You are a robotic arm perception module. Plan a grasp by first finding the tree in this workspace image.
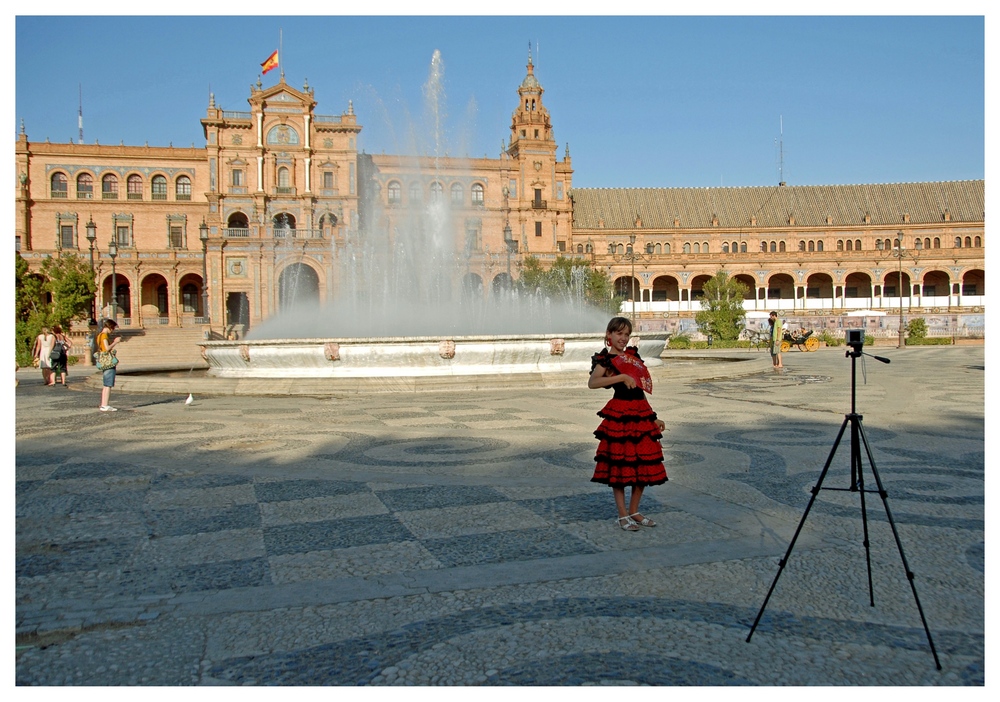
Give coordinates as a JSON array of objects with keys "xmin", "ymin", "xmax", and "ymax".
[
  {"xmin": 519, "ymin": 256, "xmax": 621, "ymax": 314},
  {"xmin": 14, "ymin": 253, "xmax": 96, "ymax": 366},
  {"xmin": 39, "ymin": 253, "xmax": 97, "ymax": 328},
  {"xmin": 694, "ymin": 270, "xmax": 749, "ymax": 340}
]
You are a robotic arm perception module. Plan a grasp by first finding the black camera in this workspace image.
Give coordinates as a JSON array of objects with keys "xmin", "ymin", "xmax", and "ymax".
[{"xmin": 846, "ymin": 328, "xmax": 865, "ymax": 350}]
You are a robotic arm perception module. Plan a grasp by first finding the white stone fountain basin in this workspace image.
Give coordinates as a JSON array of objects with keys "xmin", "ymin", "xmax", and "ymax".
[{"xmin": 203, "ymin": 333, "xmax": 668, "ymax": 379}]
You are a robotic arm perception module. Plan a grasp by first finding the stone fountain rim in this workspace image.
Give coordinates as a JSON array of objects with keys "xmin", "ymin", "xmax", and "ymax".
[{"xmin": 208, "ymin": 332, "xmax": 671, "ymax": 346}]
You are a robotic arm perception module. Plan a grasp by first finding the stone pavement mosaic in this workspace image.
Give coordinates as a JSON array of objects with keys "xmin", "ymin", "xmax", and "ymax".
[{"xmin": 14, "ymin": 346, "xmax": 984, "ymax": 685}]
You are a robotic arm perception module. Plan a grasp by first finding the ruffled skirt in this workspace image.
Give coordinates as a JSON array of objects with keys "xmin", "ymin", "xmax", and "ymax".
[{"xmin": 592, "ymin": 397, "xmax": 668, "ymax": 486}]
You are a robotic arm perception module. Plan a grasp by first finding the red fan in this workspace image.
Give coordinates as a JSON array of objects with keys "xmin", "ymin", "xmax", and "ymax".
[{"xmin": 611, "ymin": 352, "xmax": 653, "ymax": 393}]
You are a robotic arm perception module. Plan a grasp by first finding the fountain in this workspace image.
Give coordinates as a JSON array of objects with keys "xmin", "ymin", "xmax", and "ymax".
[{"xmin": 203, "ymin": 51, "xmax": 667, "ymax": 380}]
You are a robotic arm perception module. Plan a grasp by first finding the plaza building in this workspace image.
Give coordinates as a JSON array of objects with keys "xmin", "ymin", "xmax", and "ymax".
[{"xmin": 15, "ymin": 55, "xmax": 985, "ymax": 344}]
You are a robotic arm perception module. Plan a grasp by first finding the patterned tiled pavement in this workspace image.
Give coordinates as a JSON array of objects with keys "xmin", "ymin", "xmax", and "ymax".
[{"xmin": 14, "ymin": 346, "xmax": 984, "ymax": 685}]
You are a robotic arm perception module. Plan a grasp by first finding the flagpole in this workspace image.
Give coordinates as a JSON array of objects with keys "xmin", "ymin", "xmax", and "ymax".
[{"xmin": 279, "ymin": 28, "xmax": 284, "ymax": 81}]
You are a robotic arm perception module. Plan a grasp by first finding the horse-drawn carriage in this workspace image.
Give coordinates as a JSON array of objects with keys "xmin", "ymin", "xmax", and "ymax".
[{"xmin": 781, "ymin": 329, "xmax": 820, "ymax": 352}]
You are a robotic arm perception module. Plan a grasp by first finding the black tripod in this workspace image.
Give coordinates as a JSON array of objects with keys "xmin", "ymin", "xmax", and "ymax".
[{"xmin": 745, "ymin": 345, "xmax": 941, "ymax": 670}]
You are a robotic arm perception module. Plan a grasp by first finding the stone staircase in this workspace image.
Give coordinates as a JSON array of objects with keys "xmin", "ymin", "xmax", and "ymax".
[{"xmin": 110, "ymin": 326, "xmax": 211, "ymax": 371}]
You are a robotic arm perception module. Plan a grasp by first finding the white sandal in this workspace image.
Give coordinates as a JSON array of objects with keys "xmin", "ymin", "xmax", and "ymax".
[
  {"xmin": 629, "ymin": 513, "xmax": 656, "ymax": 527},
  {"xmin": 617, "ymin": 515, "xmax": 640, "ymax": 531}
]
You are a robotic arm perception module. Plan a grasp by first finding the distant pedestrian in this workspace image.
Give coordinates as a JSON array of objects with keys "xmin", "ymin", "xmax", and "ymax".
[
  {"xmin": 49, "ymin": 324, "xmax": 72, "ymax": 387},
  {"xmin": 96, "ymin": 319, "xmax": 120, "ymax": 412},
  {"xmin": 768, "ymin": 311, "xmax": 786, "ymax": 371},
  {"xmin": 589, "ymin": 316, "xmax": 667, "ymax": 531},
  {"xmin": 32, "ymin": 326, "xmax": 56, "ymax": 386}
]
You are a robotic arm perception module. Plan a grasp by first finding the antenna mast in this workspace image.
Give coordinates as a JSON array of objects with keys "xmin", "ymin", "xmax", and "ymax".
[
  {"xmin": 78, "ymin": 84, "xmax": 84, "ymax": 144},
  {"xmin": 778, "ymin": 115, "xmax": 785, "ymax": 186}
]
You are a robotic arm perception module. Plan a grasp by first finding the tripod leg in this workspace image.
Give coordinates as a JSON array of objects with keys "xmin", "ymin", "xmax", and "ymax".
[
  {"xmin": 747, "ymin": 417, "xmax": 850, "ymax": 642},
  {"xmin": 851, "ymin": 415, "xmax": 877, "ymax": 607},
  {"xmin": 856, "ymin": 421, "xmax": 942, "ymax": 670}
]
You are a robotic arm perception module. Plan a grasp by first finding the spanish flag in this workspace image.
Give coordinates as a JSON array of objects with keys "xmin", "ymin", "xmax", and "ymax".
[{"xmin": 261, "ymin": 50, "xmax": 279, "ymax": 74}]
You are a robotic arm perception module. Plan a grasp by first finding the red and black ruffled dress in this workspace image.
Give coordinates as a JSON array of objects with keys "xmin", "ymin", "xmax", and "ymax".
[{"xmin": 591, "ymin": 347, "xmax": 668, "ymax": 487}]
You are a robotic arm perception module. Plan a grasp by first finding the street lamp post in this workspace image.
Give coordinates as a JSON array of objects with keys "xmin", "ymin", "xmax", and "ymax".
[
  {"xmin": 108, "ymin": 239, "xmax": 118, "ymax": 324},
  {"xmin": 876, "ymin": 231, "xmax": 918, "ymax": 348},
  {"xmin": 503, "ymin": 221, "xmax": 514, "ymax": 285},
  {"xmin": 199, "ymin": 219, "xmax": 210, "ymax": 323},
  {"xmin": 611, "ymin": 233, "xmax": 650, "ymax": 321},
  {"xmin": 85, "ymin": 216, "xmax": 97, "ymax": 324}
]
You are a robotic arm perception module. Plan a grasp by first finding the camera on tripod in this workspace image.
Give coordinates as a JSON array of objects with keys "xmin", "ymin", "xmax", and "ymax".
[{"xmin": 846, "ymin": 328, "xmax": 865, "ymax": 355}]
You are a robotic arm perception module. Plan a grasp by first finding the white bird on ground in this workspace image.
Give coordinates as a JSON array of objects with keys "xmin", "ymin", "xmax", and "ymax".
[{"xmin": 185, "ymin": 394, "xmax": 194, "ymax": 405}]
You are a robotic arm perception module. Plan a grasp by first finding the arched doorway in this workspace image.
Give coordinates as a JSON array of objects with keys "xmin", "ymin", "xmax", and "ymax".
[
  {"xmin": 961, "ymin": 269, "xmax": 984, "ymax": 296},
  {"xmin": 844, "ymin": 272, "xmax": 873, "ymax": 300},
  {"xmin": 491, "ymin": 272, "xmax": 514, "ymax": 295},
  {"xmin": 651, "ymin": 275, "xmax": 680, "ymax": 301},
  {"xmin": 689, "ymin": 274, "xmax": 712, "ymax": 302},
  {"xmin": 920, "ymin": 270, "xmax": 950, "ymax": 298},
  {"xmin": 462, "ymin": 273, "xmax": 484, "ymax": 300},
  {"xmin": 178, "ymin": 272, "xmax": 205, "ymax": 317},
  {"xmin": 140, "ymin": 273, "xmax": 170, "ymax": 322},
  {"xmin": 766, "ymin": 274, "xmax": 795, "ymax": 305},
  {"xmin": 278, "ymin": 263, "xmax": 320, "ymax": 310},
  {"xmin": 102, "ymin": 274, "xmax": 132, "ymax": 321}
]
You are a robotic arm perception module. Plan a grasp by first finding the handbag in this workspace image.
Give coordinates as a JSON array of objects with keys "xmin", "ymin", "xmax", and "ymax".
[
  {"xmin": 50, "ymin": 340, "xmax": 66, "ymax": 362},
  {"xmin": 96, "ymin": 349, "xmax": 118, "ymax": 371}
]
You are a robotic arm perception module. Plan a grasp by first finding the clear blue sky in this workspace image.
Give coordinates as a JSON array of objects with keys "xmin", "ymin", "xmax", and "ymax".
[{"xmin": 14, "ymin": 12, "xmax": 986, "ymax": 189}]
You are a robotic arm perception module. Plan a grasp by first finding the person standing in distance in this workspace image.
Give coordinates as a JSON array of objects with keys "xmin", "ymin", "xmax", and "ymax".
[{"xmin": 768, "ymin": 311, "xmax": 786, "ymax": 371}]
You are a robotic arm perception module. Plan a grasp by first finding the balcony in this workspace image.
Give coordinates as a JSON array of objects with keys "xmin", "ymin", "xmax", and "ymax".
[
  {"xmin": 223, "ymin": 227, "xmax": 251, "ymax": 239},
  {"xmin": 102, "ymin": 191, "xmax": 118, "ymax": 200},
  {"xmin": 51, "ymin": 190, "xmax": 67, "ymax": 199},
  {"xmin": 127, "ymin": 192, "xmax": 143, "ymax": 201},
  {"xmin": 531, "ymin": 200, "xmax": 547, "ymax": 210},
  {"xmin": 274, "ymin": 187, "xmax": 296, "ymax": 196},
  {"xmin": 271, "ymin": 228, "xmax": 324, "ymax": 240},
  {"xmin": 76, "ymin": 191, "xmax": 93, "ymax": 199}
]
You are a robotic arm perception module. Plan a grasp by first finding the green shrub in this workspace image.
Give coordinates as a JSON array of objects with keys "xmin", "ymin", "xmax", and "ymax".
[
  {"xmin": 905, "ymin": 337, "xmax": 952, "ymax": 345},
  {"xmin": 818, "ymin": 329, "xmax": 844, "ymax": 347},
  {"xmin": 906, "ymin": 317, "xmax": 928, "ymax": 339},
  {"xmin": 669, "ymin": 334, "xmax": 691, "ymax": 349},
  {"xmin": 865, "ymin": 334, "xmax": 875, "ymax": 347}
]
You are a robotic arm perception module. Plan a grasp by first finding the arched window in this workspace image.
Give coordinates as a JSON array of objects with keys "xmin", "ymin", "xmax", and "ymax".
[
  {"xmin": 837, "ymin": 240, "xmax": 844, "ymax": 251},
  {"xmin": 388, "ymin": 181, "xmax": 401, "ymax": 205},
  {"xmin": 654, "ymin": 243, "xmax": 661, "ymax": 254},
  {"xmin": 778, "ymin": 241, "xmax": 785, "ymax": 252},
  {"xmin": 933, "ymin": 237, "xmax": 940, "ymax": 248},
  {"xmin": 955, "ymin": 237, "xmax": 962, "ymax": 248},
  {"xmin": 182, "ymin": 283, "xmax": 199, "ymax": 313},
  {"xmin": 102, "ymin": 174, "xmax": 119, "ymax": 199},
  {"xmin": 731, "ymin": 241, "xmax": 738, "ymax": 252},
  {"xmin": 277, "ymin": 167, "xmax": 290, "ymax": 188},
  {"xmin": 683, "ymin": 243, "xmax": 691, "ymax": 254},
  {"xmin": 808, "ymin": 241, "xmax": 815, "ymax": 252},
  {"xmin": 798, "ymin": 241, "xmax": 806, "ymax": 252},
  {"xmin": 151, "ymin": 175, "xmax": 168, "ymax": 200},
  {"xmin": 409, "ymin": 182, "xmax": 422, "ymax": 202},
  {"xmin": 884, "ymin": 239, "xmax": 892, "ymax": 251},
  {"xmin": 769, "ymin": 241, "xmax": 777, "ymax": 253},
  {"xmin": 127, "ymin": 174, "xmax": 143, "ymax": 200},
  {"xmin": 722, "ymin": 242, "xmax": 730, "ymax": 253},
  {"xmin": 855, "ymin": 239, "xmax": 862, "ymax": 250},
  {"xmin": 430, "ymin": 182, "xmax": 443, "ymax": 200},
  {"xmin": 703, "ymin": 241, "xmax": 710, "ymax": 252},
  {"xmin": 51, "ymin": 172, "xmax": 68, "ymax": 198},
  {"xmin": 693, "ymin": 242, "xmax": 700, "ymax": 254},
  {"xmin": 739, "ymin": 242, "xmax": 746, "ymax": 253},
  {"xmin": 924, "ymin": 238, "xmax": 931, "ymax": 250},
  {"xmin": 76, "ymin": 173, "xmax": 93, "ymax": 199},
  {"xmin": 471, "ymin": 183, "xmax": 484, "ymax": 206},
  {"xmin": 817, "ymin": 240, "xmax": 824, "ymax": 252},
  {"xmin": 585, "ymin": 242, "xmax": 593, "ymax": 253},
  {"xmin": 450, "ymin": 182, "xmax": 463, "ymax": 205},
  {"xmin": 974, "ymin": 236, "xmax": 981, "ymax": 247},
  {"xmin": 176, "ymin": 175, "xmax": 192, "ymax": 200},
  {"xmin": 965, "ymin": 236, "xmax": 972, "ymax": 247},
  {"xmin": 760, "ymin": 241, "xmax": 767, "ymax": 252}
]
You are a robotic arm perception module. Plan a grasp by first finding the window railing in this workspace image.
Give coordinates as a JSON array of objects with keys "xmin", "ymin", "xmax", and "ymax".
[
  {"xmin": 270, "ymin": 228, "xmax": 324, "ymax": 239},
  {"xmin": 532, "ymin": 200, "xmax": 547, "ymax": 209},
  {"xmin": 102, "ymin": 191, "xmax": 118, "ymax": 200},
  {"xmin": 51, "ymin": 190, "xmax": 67, "ymax": 198},
  {"xmin": 152, "ymin": 192, "xmax": 167, "ymax": 201},
  {"xmin": 77, "ymin": 191, "xmax": 93, "ymax": 199},
  {"xmin": 127, "ymin": 192, "xmax": 143, "ymax": 200},
  {"xmin": 223, "ymin": 227, "xmax": 251, "ymax": 238},
  {"xmin": 274, "ymin": 186, "xmax": 295, "ymax": 195},
  {"xmin": 176, "ymin": 193, "xmax": 191, "ymax": 201}
]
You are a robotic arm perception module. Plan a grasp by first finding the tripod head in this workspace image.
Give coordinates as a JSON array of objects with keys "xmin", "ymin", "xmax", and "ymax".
[{"xmin": 845, "ymin": 329, "xmax": 890, "ymax": 364}]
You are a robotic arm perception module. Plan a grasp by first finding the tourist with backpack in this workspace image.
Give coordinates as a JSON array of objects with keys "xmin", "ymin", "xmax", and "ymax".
[{"xmin": 49, "ymin": 324, "xmax": 72, "ymax": 387}]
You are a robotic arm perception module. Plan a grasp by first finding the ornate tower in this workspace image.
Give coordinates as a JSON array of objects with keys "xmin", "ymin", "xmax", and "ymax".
[{"xmin": 506, "ymin": 49, "xmax": 573, "ymax": 254}]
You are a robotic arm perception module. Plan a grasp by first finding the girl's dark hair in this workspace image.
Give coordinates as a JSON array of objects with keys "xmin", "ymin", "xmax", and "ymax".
[
  {"xmin": 606, "ymin": 317, "xmax": 632, "ymax": 335},
  {"xmin": 52, "ymin": 324, "xmax": 62, "ymax": 334},
  {"xmin": 103, "ymin": 319, "xmax": 118, "ymax": 330}
]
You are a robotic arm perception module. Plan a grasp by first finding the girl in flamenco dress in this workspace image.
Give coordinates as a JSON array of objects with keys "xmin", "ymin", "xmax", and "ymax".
[{"xmin": 588, "ymin": 317, "xmax": 667, "ymax": 531}]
